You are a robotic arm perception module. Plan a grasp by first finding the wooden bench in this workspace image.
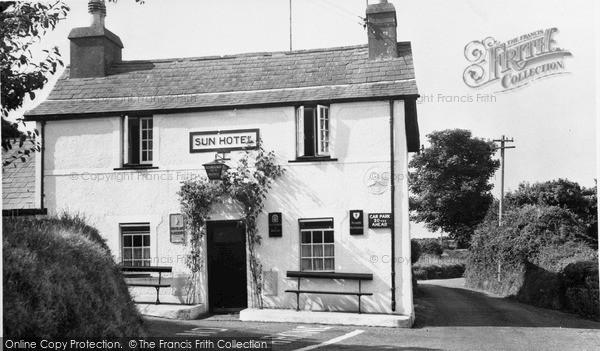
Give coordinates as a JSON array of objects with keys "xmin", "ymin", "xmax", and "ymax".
[
  {"xmin": 285, "ymin": 271, "xmax": 373, "ymax": 314},
  {"xmin": 120, "ymin": 266, "xmax": 172, "ymax": 304}
]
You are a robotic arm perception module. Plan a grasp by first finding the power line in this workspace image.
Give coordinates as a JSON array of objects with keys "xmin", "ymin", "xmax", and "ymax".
[
  {"xmin": 319, "ymin": 0, "xmax": 366, "ymax": 21},
  {"xmin": 305, "ymin": 0, "xmax": 366, "ymax": 27}
]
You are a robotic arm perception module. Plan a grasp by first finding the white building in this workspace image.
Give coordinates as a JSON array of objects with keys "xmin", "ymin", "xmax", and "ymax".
[{"xmin": 25, "ymin": 0, "xmax": 420, "ymax": 324}]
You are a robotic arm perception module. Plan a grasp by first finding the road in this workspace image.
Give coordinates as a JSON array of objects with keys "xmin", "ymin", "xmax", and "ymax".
[{"xmin": 144, "ymin": 278, "xmax": 600, "ymax": 350}]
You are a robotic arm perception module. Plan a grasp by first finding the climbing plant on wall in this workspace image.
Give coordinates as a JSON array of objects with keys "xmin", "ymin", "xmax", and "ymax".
[
  {"xmin": 178, "ymin": 144, "xmax": 284, "ymax": 307},
  {"xmin": 178, "ymin": 180, "xmax": 222, "ymax": 304}
]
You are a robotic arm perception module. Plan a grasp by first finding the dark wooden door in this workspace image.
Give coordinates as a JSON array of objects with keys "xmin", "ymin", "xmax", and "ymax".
[{"xmin": 207, "ymin": 221, "xmax": 247, "ymax": 312}]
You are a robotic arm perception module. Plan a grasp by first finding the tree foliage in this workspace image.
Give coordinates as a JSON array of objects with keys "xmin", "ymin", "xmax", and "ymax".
[
  {"xmin": 409, "ymin": 129, "xmax": 500, "ymax": 248},
  {"xmin": 1, "ymin": 1, "xmax": 69, "ymax": 166},
  {"xmin": 419, "ymin": 239, "xmax": 444, "ymax": 257},
  {"xmin": 467, "ymin": 204, "xmax": 597, "ymax": 293},
  {"xmin": 505, "ymin": 179, "xmax": 597, "ymax": 245}
]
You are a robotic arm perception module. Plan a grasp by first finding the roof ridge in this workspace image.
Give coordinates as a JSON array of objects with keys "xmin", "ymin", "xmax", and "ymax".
[{"xmin": 111, "ymin": 44, "xmax": 371, "ymax": 65}]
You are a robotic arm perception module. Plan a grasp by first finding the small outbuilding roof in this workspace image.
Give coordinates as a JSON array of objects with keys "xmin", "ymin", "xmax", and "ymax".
[
  {"xmin": 2, "ymin": 140, "xmax": 37, "ymax": 210},
  {"xmin": 24, "ymin": 43, "xmax": 418, "ymax": 120}
]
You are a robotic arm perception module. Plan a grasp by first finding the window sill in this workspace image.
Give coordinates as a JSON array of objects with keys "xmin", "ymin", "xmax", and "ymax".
[
  {"xmin": 113, "ymin": 165, "xmax": 159, "ymax": 171},
  {"xmin": 288, "ymin": 157, "xmax": 338, "ymax": 163}
]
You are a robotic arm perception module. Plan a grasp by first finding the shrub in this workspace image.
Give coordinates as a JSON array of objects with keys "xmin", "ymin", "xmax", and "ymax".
[
  {"xmin": 466, "ymin": 204, "xmax": 598, "ymax": 319},
  {"xmin": 419, "ymin": 239, "xmax": 443, "ymax": 257},
  {"xmin": 413, "ymin": 254, "xmax": 466, "ymax": 280},
  {"xmin": 562, "ymin": 261, "xmax": 599, "ymax": 320},
  {"xmin": 440, "ymin": 239, "xmax": 454, "ymax": 250},
  {"xmin": 467, "ymin": 205, "xmax": 590, "ymax": 281},
  {"xmin": 413, "ymin": 262, "xmax": 465, "ymax": 280},
  {"xmin": 505, "ymin": 179, "xmax": 597, "ymax": 248},
  {"xmin": 411, "ymin": 239, "xmax": 421, "ymax": 264},
  {"xmin": 3, "ymin": 215, "xmax": 145, "ymax": 338},
  {"xmin": 516, "ymin": 261, "xmax": 564, "ymax": 310}
]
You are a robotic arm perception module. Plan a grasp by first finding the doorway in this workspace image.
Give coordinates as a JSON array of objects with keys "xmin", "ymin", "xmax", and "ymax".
[{"xmin": 206, "ymin": 220, "xmax": 248, "ymax": 312}]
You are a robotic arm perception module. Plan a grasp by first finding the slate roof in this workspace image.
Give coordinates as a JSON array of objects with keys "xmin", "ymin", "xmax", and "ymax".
[
  {"xmin": 25, "ymin": 43, "xmax": 418, "ymax": 120},
  {"xmin": 2, "ymin": 140, "xmax": 37, "ymax": 210}
]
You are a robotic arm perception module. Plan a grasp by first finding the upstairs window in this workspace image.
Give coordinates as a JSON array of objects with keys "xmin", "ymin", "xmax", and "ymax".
[
  {"xmin": 299, "ymin": 218, "xmax": 335, "ymax": 271},
  {"xmin": 123, "ymin": 116, "xmax": 153, "ymax": 166},
  {"xmin": 296, "ymin": 105, "xmax": 330, "ymax": 158}
]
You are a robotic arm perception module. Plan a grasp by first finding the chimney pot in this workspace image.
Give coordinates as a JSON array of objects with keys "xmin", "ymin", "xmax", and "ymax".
[
  {"xmin": 366, "ymin": 0, "xmax": 398, "ymax": 60},
  {"xmin": 88, "ymin": 0, "xmax": 106, "ymax": 27}
]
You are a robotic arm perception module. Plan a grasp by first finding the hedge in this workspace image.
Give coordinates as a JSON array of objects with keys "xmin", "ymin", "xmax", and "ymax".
[
  {"xmin": 411, "ymin": 239, "xmax": 421, "ymax": 264},
  {"xmin": 413, "ymin": 262, "xmax": 465, "ymax": 280},
  {"xmin": 562, "ymin": 261, "xmax": 599, "ymax": 319},
  {"xmin": 466, "ymin": 205, "xmax": 598, "ymax": 319},
  {"xmin": 418, "ymin": 239, "xmax": 443, "ymax": 257},
  {"xmin": 3, "ymin": 214, "xmax": 146, "ymax": 337}
]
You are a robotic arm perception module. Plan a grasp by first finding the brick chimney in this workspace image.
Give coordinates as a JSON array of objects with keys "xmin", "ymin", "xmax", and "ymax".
[
  {"xmin": 366, "ymin": 0, "xmax": 398, "ymax": 60},
  {"xmin": 68, "ymin": 0, "xmax": 123, "ymax": 78}
]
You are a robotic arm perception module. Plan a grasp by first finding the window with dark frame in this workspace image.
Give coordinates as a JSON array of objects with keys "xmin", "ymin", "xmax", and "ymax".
[
  {"xmin": 296, "ymin": 105, "xmax": 330, "ymax": 158},
  {"xmin": 121, "ymin": 224, "xmax": 151, "ymax": 266},
  {"xmin": 123, "ymin": 116, "xmax": 153, "ymax": 166},
  {"xmin": 299, "ymin": 218, "xmax": 334, "ymax": 271}
]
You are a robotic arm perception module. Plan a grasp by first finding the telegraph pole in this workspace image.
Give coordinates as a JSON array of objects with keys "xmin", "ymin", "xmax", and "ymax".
[{"xmin": 493, "ymin": 135, "xmax": 515, "ymax": 226}]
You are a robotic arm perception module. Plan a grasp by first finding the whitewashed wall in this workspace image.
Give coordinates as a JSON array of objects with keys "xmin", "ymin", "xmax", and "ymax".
[{"xmin": 43, "ymin": 100, "xmax": 412, "ymax": 316}]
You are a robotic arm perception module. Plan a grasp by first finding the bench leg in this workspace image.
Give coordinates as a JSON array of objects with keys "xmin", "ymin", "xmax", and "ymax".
[
  {"xmin": 358, "ymin": 295, "xmax": 362, "ymax": 314},
  {"xmin": 155, "ymin": 287, "xmax": 161, "ymax": 305}
]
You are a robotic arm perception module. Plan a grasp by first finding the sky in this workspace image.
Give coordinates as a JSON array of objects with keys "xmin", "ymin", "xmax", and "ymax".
[{"xmin": 12, "ymin": 0, "xmax": 598, "ymax": 237}]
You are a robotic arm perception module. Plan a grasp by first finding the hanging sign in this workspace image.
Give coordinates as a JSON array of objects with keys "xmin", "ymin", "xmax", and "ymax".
[
  {"xmin": 170, "ymin": 213, "xmax": 185, "ymax": 243},
  {"xmin": 190, "ymin": 128, "xmax": 259, "ymax": 153},
  {"xmin": 349, "ymin": 210, "xmax": 364, "ymax": 235},
  {"xmin": 368, "ymin": 213, "xmax": 392, "ymax": 229},
  {"xmin": 268, "ymin": 212, "xmax": 283, "ymax": 237}
]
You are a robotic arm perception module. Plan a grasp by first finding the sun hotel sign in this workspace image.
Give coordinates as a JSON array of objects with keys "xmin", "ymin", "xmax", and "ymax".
[
  {"xmin": 463, "ymin": 28, "xmax": 572, "ymax": 92},
  {"xmin": 190, "ymin": 129, "xmax": 259, "ymax": 153}
]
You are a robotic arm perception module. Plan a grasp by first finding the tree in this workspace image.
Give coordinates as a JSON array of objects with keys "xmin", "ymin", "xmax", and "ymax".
[
  {"xmin": 505, "ymin": 179, "xmax": 597, "ymax": 247},
  {"xmin": 409, "ymin": 129, "xmax": 500, "ymax": 248},
  {"xmin": 1, "ymin": 1, "xmax": 69, "ymax": 166}
]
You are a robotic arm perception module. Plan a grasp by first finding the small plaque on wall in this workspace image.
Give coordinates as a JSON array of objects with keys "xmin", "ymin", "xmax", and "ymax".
[
  {"xmin": 170, "ymin": 213, "xmax": 185, "ymax": 243},
  {"xmin": 268, "ymin": 212, "xmax": 283, "ymax": 237},
  {"xmin": 349, "ymin": 210, "xmax": 364, "ymax": 235}
]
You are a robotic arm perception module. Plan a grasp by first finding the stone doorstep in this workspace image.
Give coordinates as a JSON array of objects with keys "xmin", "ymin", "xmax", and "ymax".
[
  {"xmin": 239, "ymin": 308, "xmax": 413, "ymax": 328},
  {"xmin": 135, "ymin": 303, "xmax": 207, "ymax": 320}
]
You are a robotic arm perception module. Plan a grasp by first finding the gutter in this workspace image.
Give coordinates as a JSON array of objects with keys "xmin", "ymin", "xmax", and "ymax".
[
  {"xmin": 40, "ymin": 121, "xmax": 46, "ymax": 211},
  {"xmin": 22, "ymin": 94, "xmax": 421, "ymax": 122},
  {"xmin": 389, "ymin": 99, "xmax": 396, "ymax": 312}
]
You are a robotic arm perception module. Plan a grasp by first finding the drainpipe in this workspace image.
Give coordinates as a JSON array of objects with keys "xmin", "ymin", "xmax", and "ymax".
[
  {"xmin": 389, "ymin": 100, "xmax": 396, "ymax": 312},
  {"xmin": 40, "ymin": 121, "xmax": 46, "ymax": 211}
]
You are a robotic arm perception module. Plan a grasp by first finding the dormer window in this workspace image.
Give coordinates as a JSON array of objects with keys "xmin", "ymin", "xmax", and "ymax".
[
  {"xmin": 123, "ymin": 116, "xmax": 153, "ymax": 166},
  {"xmin": 296, "ymin": 105, "xmax": 330, "ymax": 158}
]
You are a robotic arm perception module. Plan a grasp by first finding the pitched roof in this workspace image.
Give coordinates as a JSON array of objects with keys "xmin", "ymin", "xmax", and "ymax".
[
  {"xmin": 2, "ymin": 140, "xmax": 37, "ymax": 210},
  {"xmin": 25, "ymin": 43, "xmax": 418, "ymax": 120}
]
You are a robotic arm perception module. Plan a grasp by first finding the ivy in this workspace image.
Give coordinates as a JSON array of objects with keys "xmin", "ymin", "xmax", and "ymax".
[{"xmin": 178, "ymin": 143, "xmax": 284, "ymax": 307}]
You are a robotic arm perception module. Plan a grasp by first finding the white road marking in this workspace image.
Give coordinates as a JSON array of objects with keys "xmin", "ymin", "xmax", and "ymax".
[
  {"xmin": 176, "ymin": 327, "xmax": 228, "ymax": 337},
  {"xmin": 264, "ymin": 325, "xmax": 332, "ymax": 345},
  {"xmin": 292, "ymin": 329, "xmax": 365, "ymax": 351}
]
